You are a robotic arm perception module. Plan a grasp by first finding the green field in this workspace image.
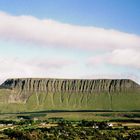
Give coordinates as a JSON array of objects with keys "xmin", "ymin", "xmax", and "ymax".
[
  {"xmin": 0, "ymin": 111, "xmax": 140, "ymax": 121},
  {"xmin": 0, "ymin": 91, "xmax": 140, "ymax": 113}
]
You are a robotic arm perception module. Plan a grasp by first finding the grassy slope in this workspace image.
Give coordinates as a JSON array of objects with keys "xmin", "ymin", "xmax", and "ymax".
[
  {"xmin": 0, "ymin": 89, "xmax": 140, "ymax": 113},
  {"xmin": 26, "ymin": 91, "xmax": 140, "ymax": 111}
]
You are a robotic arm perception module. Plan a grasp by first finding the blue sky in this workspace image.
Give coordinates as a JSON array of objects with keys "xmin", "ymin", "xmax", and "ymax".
[
  {"xmin": 0, "ymin": 0, "xmax": 140, "ymax": 34},
  {"xmin": 0, "ymin": 0, "xmax": 140, "ymax": 83}
]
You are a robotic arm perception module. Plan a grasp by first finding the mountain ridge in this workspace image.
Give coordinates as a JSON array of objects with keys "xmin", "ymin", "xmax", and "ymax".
[{"xmin": 1, "ymin": 78, "xmax": 139, "ymax": 92}]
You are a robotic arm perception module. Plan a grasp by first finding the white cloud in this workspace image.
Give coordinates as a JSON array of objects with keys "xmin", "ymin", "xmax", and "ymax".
[
  {"xmin": 0, "ymin": 11, "xmax": 140, "ymax": 51},
  {"xmin": 88, "ymin": 49, "xmax": 140, "ymax": 69},
  {"xmin": 109, "ymin": 49, "xmax": 140, "ymax": 68},
  {"xmin": 86, "ymin": 50, "xmax": 140, "ymax": 84},
  {"xmin": 0, "ymin": 57, "xmax": 74, "ymax": 83}
]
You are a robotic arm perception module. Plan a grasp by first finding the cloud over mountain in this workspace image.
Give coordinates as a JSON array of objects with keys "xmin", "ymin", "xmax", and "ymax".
[{"xmin": 0, "ymin": 11, "xmax": 140, "ymax": 51}]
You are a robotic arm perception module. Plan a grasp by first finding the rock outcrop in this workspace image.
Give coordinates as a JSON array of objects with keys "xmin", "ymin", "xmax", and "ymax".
[{"xmin": 1, "ymin": 78, "xmax": 139, "ymax": 93}]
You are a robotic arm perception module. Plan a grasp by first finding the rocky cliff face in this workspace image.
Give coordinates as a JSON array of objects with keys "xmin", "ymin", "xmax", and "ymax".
[{"xmin": 1, "ymin": 78, "xmax": 139, "ymax": 93}]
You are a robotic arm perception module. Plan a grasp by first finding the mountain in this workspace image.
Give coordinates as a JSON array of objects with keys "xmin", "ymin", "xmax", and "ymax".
[{"xmin": 0, "ymin": 78, "xmax": 140, "ymax": 113}]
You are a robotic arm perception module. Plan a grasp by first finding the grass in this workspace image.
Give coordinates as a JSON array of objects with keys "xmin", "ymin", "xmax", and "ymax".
[
  {"xmin": 0, "ymin": 111, "xmax": 140, "ymax": 122},
  {"xmin": 25, "ymin": 91, "xmax": 140, "ymax": 112},
  {"xmin": 0, "ymin": 89, "xmax": 140, "ymax": 113}
]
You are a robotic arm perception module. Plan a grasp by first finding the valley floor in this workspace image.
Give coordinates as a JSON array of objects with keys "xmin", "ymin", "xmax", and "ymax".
[{"xmin": 0, "ymin": 111, "xmax": 140, "ymax": 139}]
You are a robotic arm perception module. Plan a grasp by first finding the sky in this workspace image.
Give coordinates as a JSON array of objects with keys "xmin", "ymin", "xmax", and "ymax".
[{"xmin": 0, "ymin": 0, "xmax": 140, "ymax": 83}]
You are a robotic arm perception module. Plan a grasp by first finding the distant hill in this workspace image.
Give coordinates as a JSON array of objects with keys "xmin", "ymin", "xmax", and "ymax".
[{"xmin": 0, "ymin": 78, "xmax": 140, "ymax": 113}]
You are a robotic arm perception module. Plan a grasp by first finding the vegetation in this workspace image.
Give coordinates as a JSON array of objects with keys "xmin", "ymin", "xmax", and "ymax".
[
  {"xmin": 0, "ymin": 117, "xmax": 140, "ymax": 140},
  {"xmin": 0, "ymin": 91, "xmax": 140, "ymax": 113},
  {"xmin": 0, "ymin": 111, "xmax": 139, "ymax": 139}
]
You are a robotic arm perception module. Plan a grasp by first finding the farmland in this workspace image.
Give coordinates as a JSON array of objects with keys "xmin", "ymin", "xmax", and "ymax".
[{"xmin": 0, "ymin": 111, "xmax": 140, "ymax": 139}]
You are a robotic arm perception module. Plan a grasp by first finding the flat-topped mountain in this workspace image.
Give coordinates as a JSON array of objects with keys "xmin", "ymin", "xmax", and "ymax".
[{"xmin": 0, "ymin": 78, "xmax": 140, "ymax": 112}]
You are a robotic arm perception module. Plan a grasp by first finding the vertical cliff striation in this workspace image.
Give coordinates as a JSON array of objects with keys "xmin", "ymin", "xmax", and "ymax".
[{"xmin": 1, "ymin": 78, "xmax": 139, "ymax": 93}]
